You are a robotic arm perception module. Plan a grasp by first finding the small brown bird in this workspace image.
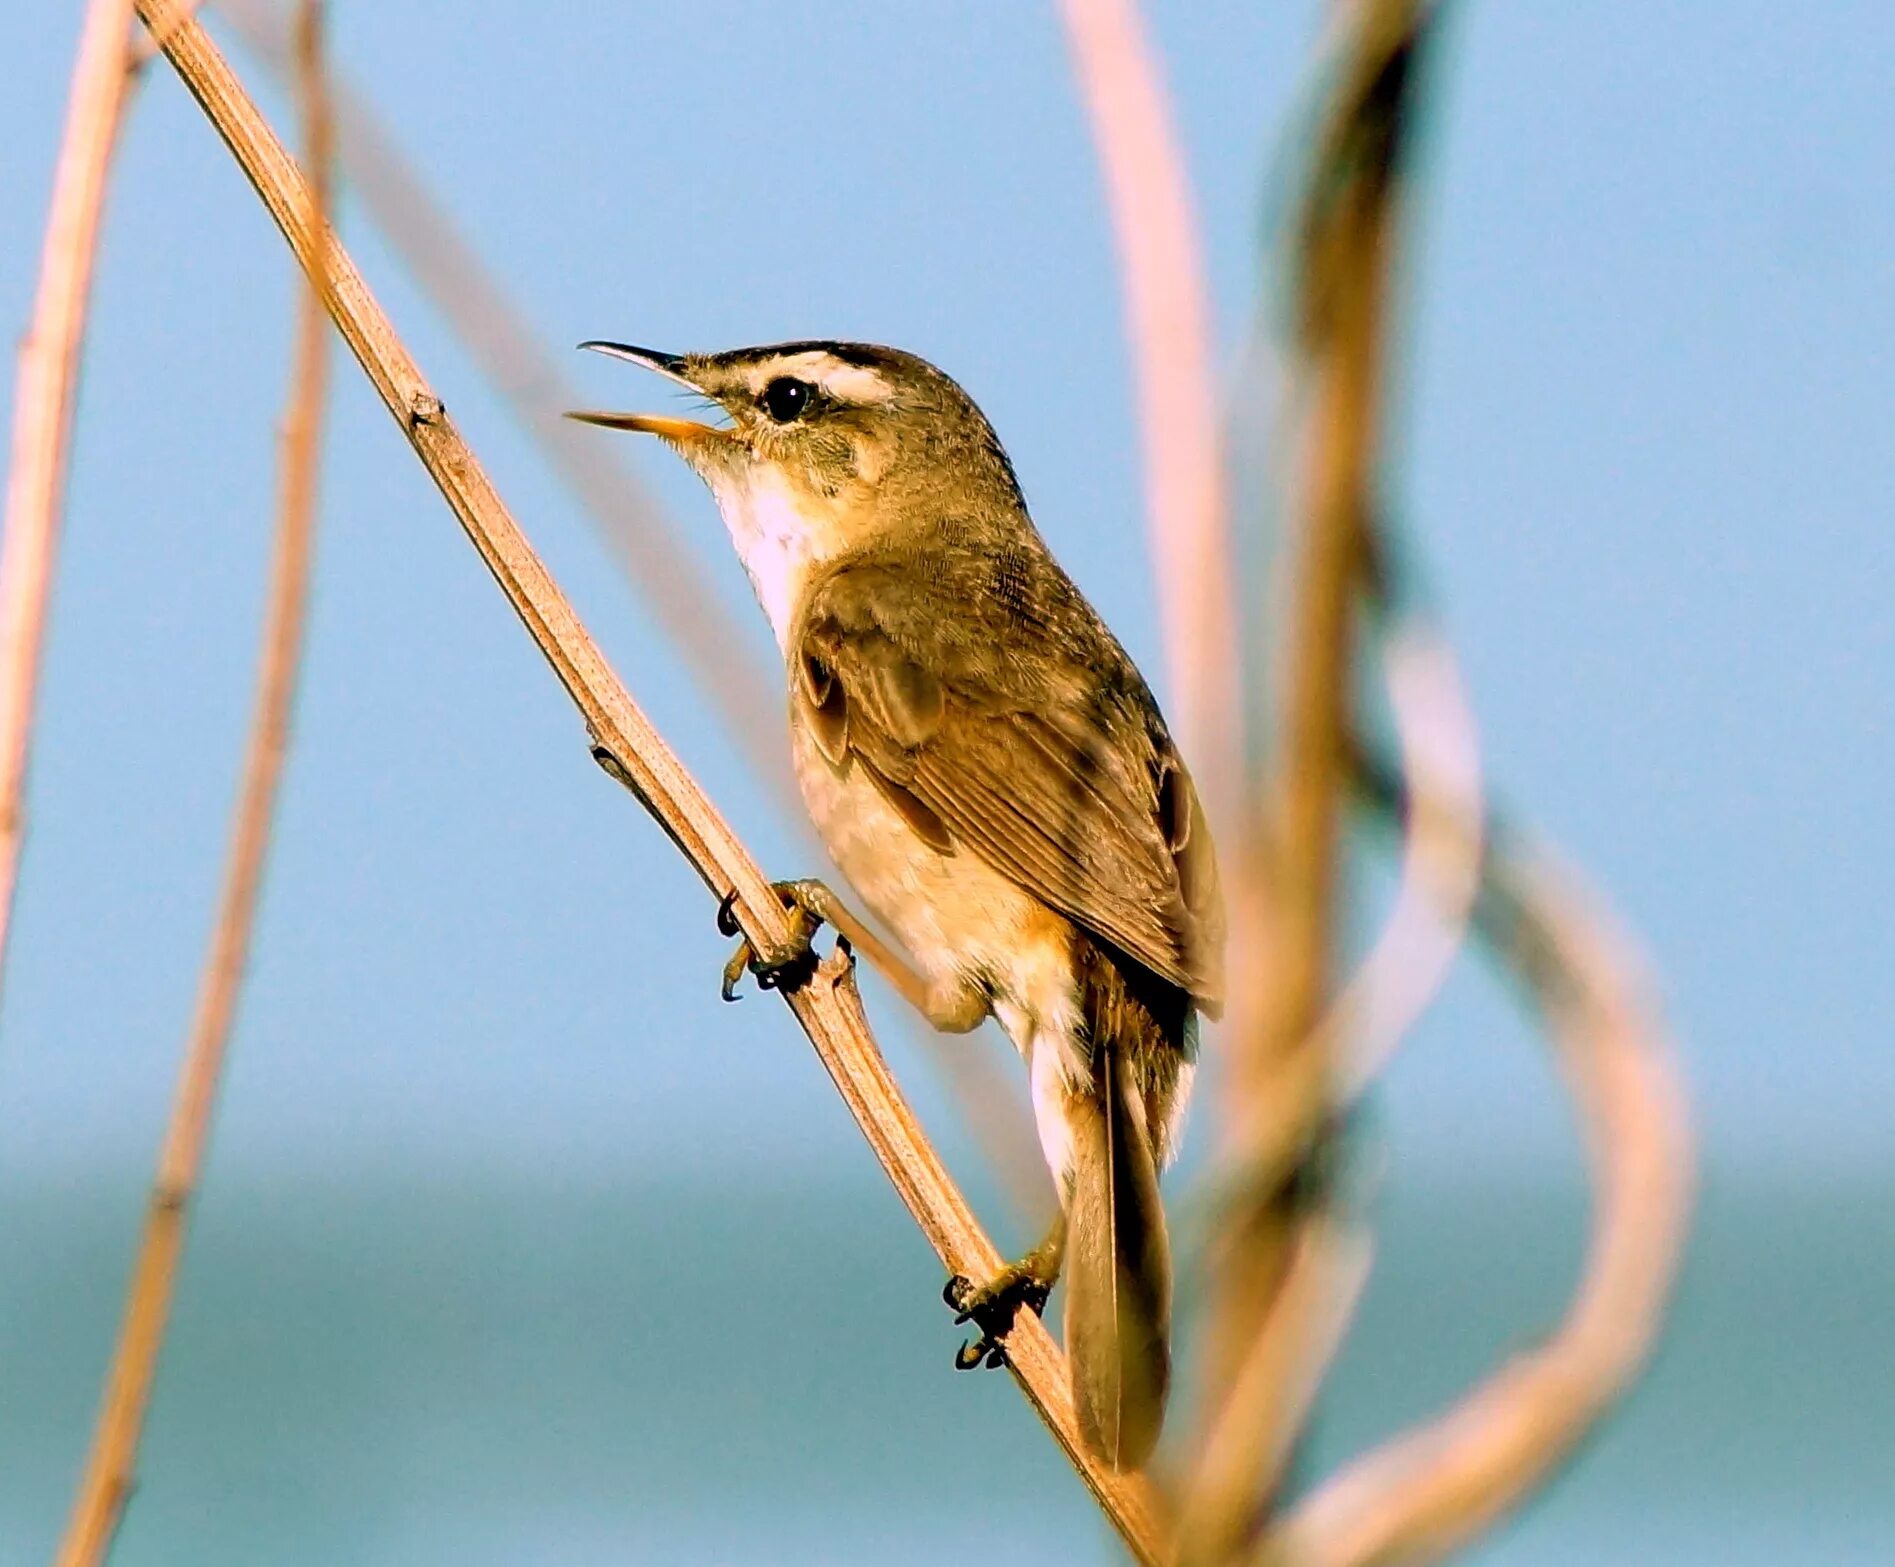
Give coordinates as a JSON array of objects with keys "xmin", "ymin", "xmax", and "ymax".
[{"xmin": 571, "ymin": 340, "xmax": 1223, "ymax": 1469}]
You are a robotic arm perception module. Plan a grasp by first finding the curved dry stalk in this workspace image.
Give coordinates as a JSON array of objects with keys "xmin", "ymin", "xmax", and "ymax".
[
  {"xmin": 51, "ymin": 6, "xmax": 331, "ymax": 1565},
  {"xmin": 1056, "ymin": 0, "xmax": 1238, "ymax": 800},
  {"xmin": 1270, "ymin": 813, "xmax": 1693, "ymax": 1567},
  {"xmin": 130, "ymin": 2, "xmax": 1167, "ymax": 1557},
  {"xmin": 1184, "ymin": 6, "xmax": 1428, "ymax": 1559},
  {"xmin": 0, "ymin": 0, "xmax": 138, "ymax": 998},
  {"xmin": 1328, "ymin": 622, "xmax": 1483, "ymax": 1103},
  {"xmin": 1061, "ymin": 0, "xmax": 1474, "ymax": 1531}
]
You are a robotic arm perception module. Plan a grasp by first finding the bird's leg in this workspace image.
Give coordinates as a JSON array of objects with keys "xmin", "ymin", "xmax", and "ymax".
[
  {"xmin": 721, "ymin": 878, "xmax": 988, "ymax": 1035},
  {"xmin": 943, "ymin": 1214, "xmax": 1068, "ymax": 1371}
]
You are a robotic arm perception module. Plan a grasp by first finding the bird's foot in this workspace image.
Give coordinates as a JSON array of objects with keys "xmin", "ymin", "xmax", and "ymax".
[
  {"xmin": 717, "ymin": 880, "xmax": 849, "ymax": 1001},
  {"xmin": 943, "ymin": 1256, "xmax": 1056, "ymax": 1372}
]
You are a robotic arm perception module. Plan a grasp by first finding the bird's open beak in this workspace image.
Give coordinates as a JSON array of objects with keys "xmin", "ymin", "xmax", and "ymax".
[
  {"xmin": 564, "ymin": 408, "xmax": 721, "ymax": 442},
  {"xmin": 566, "ymin": 340, "xmax": 723, "ymax": 443}
]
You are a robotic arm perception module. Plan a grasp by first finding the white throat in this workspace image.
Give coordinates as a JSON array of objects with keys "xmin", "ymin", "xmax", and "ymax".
[{"xmin": 706, "ymin": 465, "xmax": 824, "ymax": 648}]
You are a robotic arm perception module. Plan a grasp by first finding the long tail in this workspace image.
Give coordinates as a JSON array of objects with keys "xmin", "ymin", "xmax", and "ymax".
[{"xmin": 1064, "ymin": 1036, "xmax": 1171, "ymax": 1470}]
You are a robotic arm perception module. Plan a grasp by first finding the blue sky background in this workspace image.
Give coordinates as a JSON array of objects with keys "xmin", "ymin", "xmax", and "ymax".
[{"xmin": 2, "ymin": 5, "xmax": 1889, "ymax": 1565}]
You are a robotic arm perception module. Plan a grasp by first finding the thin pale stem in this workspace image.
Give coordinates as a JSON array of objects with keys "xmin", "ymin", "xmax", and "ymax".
[
  {"xmin": 1185, "ymin": 1216, "xmax": 1374, "ymax": 1533},
  {"xmin": 1057, "ymin": 0, "xmax": 1238, "ymax": 805},
  {"xmin": 132, "ymin": 2, "xmax": 1167, "ymax": 1557},
  {"xmin": 0, "ymin": 0, "xmax": 138, "ymax": 1002},
  {"xmin": 50, "ymin": 5, "xmax": 331, "ymax": 1565},
  {"xmin": 1326, "ymin": 623, "xmax": 1484, "ymax": 1103}
]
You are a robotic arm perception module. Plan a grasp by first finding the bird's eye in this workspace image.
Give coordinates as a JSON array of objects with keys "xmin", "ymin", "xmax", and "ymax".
[{"xmin": 759, "ymin": 377, "xmax": 813, "ymax": 423}]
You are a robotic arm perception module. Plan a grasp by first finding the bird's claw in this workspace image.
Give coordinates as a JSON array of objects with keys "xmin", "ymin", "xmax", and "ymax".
[
  {"xmin": 942, "ymin": 1268, "xmax": 1051, "ymax": 1373},
  {"xmin": 719, "ymin": 945, "xmax": 751, "ymax": 1004},
  {"xmin": 716, "ymin": 888, "xmax": 742, "ymax": 938},
  {"xmin": 954, "ymin": 1337, "xmax": 1007, "ymax": 1371},
  {"xmin": 717, "ymin": 881, "xmax": 824, "ymax": 1002}
]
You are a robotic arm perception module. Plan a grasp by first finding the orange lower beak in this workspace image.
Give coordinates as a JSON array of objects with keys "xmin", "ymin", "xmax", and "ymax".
[{"xmin": 564, "ymin": 410, "xmax": 723, "ymax": 443}]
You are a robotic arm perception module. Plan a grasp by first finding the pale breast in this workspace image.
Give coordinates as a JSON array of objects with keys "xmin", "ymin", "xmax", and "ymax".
[{"xmin": 789, "ymin": 715, "xmax": 1060, "ymax": 1010}]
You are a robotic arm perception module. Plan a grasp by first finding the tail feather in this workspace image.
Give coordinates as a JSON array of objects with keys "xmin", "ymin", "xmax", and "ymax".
[{"xmin": 1064, "ymin": 1040, "xmax": 1171, "ymax": 1470}]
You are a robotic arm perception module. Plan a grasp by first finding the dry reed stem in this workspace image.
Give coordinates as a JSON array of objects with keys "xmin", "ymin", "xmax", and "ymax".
[
  {"xmin": 1064, "ymin": 0, "xmax": 1474, "ymax": 1513},
  {"xmin": 0, "ymin": 0, "xmax": 138, "ymax": 999},
  {"xmin": 1237, "ymin": 5, "xmax": 1689, "ymax": 1551},
  {"xmin": 1056, "ymin": 0, "xmax": 1239, "ymax": 800},
  {"xmin": 131, "ymin": 3, "xmax": 1167, "ymax": 1555},
  {"xmin": 49, "ymin": 5, "xmax": 331, "ymax": 1565},
  {"xmin": 1184, "ymin": 6, "xmax": 1421, "ymax": 1559},
  {"xmin": 1270, "ymin": 820, "xmax": 1693, "ymax": 1567},
  {"xmin": 215, "ymin": 0, "xmax": 1052, "ymax": 1221},
  {"xmin": 1064, "ymin": 1, "xmax": 1688, "ymax": 1560},
  {"xmin": 128, "ymin": 0, "xmax": 207, "ymax": 68}
]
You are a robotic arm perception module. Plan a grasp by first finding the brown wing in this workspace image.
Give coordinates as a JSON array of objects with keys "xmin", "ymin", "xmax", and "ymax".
[{"xmin": 795, "ymin": 551, "xmax": 1224, "ymax": 1013}]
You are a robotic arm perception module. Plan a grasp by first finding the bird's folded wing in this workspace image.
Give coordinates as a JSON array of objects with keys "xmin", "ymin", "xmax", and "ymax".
[{"xmin": 795, "ymin": 556, "xmax": 1223, "ymax": 1012}]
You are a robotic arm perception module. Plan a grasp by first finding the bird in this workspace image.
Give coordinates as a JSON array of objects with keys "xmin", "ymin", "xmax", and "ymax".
[{"xmin": 569, "ymin": 339, "xmax": 1224, "ymax": 1470}]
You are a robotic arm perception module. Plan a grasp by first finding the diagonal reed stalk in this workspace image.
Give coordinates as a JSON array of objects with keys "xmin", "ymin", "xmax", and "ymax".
[
  {"xmin": 51, "ymin": 4, "xmax": 331, "ymax": 1564},
  {"xmin": 128, "ymin": 0, "xmax": 1168, "ymax": 1557},
  {"xmin": 211, "ymin": 0, "xmax": 787, "ymax": 793},
  {"xmin": 0, "ymin": 0, "xmax": 139, "ymax": 1002},
  {"xmin": 215, "ymin": 0, "xmax": 1054, "ymax": 1223}
]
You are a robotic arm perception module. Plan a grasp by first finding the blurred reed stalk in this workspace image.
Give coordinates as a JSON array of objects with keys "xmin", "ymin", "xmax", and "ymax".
[
  {"xmin": 1181, "ymin": 5, "xmax": 1423, "ymax": 1557},
  {"xmin": 127, "ymin": 1, "xmax": 1169, "ymax": 1556},
  {"xmin": 1325, "ymin": 623, "xmax": 1483, "ymax": 1103},
  {"xmin": 1107, "ymin": 1, "xmax": 1691, "ymax": 1561},
  {"xmin": 0, "ymin": 0, "xmax": 139, "ymax": 1002},
  {"xmin": 1061, "ymin": 11, "xmax": 1502, "ymax": 1546},
  {"xmin": 50, "ymin": 4, "xmax": 331, "ymax": 1564},
  {"xmin": 1056, "ymin": 0, "xmax": 1241, "ymax": 812}
]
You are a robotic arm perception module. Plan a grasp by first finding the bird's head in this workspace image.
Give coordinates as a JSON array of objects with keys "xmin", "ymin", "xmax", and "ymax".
[{"xmin": 568, "ymin": 340, "xmax": 1026, "ymax": 639}]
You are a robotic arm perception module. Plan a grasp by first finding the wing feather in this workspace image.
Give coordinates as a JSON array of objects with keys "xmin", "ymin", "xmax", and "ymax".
[{"xmin": 795, "ymin": 552, "xmax": 1224, "ymax": 1010}]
